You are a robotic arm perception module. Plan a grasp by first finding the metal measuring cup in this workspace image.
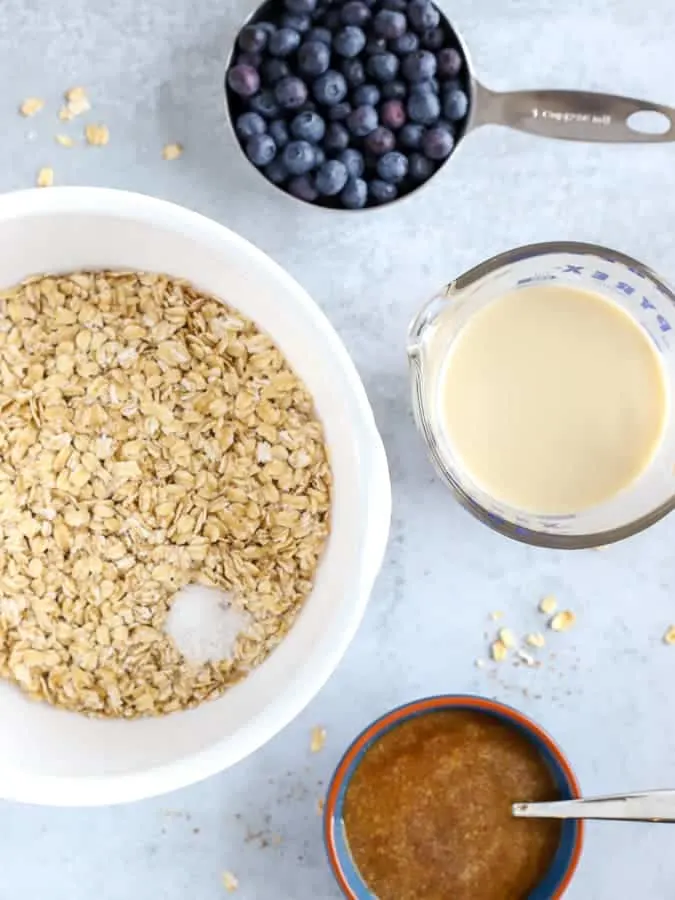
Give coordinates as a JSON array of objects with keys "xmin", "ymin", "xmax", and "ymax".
[{"xmin": 224, "ymin": 1, "xmax": 675, "ymax": 210}]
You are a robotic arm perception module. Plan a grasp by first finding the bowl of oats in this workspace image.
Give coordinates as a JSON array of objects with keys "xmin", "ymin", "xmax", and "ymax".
[{"xmin": 0, "ymin": 186, "xmax": 391, "ymax": 805}]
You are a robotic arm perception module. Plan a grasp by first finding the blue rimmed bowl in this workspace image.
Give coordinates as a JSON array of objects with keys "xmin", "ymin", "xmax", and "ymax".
[{"xmin": 324, "ymin": 694, "xmax": 583, "ymax": 899}]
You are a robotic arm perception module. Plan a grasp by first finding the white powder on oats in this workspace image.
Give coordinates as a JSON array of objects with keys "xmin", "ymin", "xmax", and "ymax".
[{"xmin": 166, "ymin": 585, "xmax": 251, "ymax": 665}]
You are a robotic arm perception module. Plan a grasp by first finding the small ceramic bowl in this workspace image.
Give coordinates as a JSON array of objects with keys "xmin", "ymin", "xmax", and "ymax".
[{"xmin": 324, "ymin": 695, "xmax": 583, "ymax": 899}]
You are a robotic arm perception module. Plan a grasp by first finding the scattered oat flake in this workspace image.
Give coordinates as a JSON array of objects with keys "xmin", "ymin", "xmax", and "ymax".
[
  {"xmin": 85, "ymin": 123, "xmax": 109, "ymax": 146},
  {"xmin": 66, "ymin": 86, "xmax": 88, "ymax": 103},
  {"xmin": 491, "ymin": 640, "xmax": 508, "ymax": 662},
  {"xmin": 539, "ymin": 595, "xmax": 557, "ymax": 615},
  {"xmin": 310, "ymin": 726, "xmax": 326, "ymax": 753},
  {"xmin": 489, "ymin": 611, "xmax": 503, "ymax": 621},
  {"xmin": 498, "ymin": 627, "xmax": 516, "ymax": 649},
  {"xmin": 55, "ymin": 134, "xmax": 75, "ymax": 147},
  {"xmin": 474, "ymin": 658, "xmax": 485, "ymax": 669},
  {"xmin": 36, "ymin": 167, "xmax": 54, "ymax": 188},
  {"xmin": 517, "ymin": 649, "xmax": 536, "ymax": 666},
  {"xmin": 549, "ymin": 611, "xmax": 576, "ymax": 632},
  {"xmin": 163, "ymin": 142, "xmax": 183, "ymax": 160},
  {"xmin": 59, "ymin": 86, "xmax": 91, "ymax": 120},
  {"xmin": 663, "ymin": 626, "xmax": 675, "ymax": 645},
  {"xmin": 222, "ymin": 871, "xmax": 238, "ymax": 892},
  {"xmin": 20, "ymin": 98, "xmax": 44, "ymax": 117},
  {"xmin": 526, "ymin": 633, "xmax": 546, "ymax": 649}
]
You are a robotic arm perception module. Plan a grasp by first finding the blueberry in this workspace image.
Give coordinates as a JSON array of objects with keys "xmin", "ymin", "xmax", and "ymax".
[
  {"xmin": 235, "ymin": 111, "xmax": 267, "ymax": 140},
  {"xmin": 365, "ymin": 37, "xmax": 387, "ymax": 55},
  {"xmin": 285, "ymin": 0, "xmax": 317, "ymax": 12},
  {"xmin": 366, "ymin": 52, "xmax": 399, "ymax": 82},
  {"xmin": 353, "ymin": 83, "xmax": 380, "ymax": 107},
  {"xmin": 264, "ymin": 158, "xmax": 289, "ymax": 184},
  {"xmin": 364, "ymin": 126, "xmax": 395, "ymax": 155},
  {"xmin": 398, "ymin": 122, "xmax": 424, "ymax": 149},
  {"xmin": 373, "ymin": 9, "xmax": 406, "ymax": 39},
  {"xmin": 227, "ymin": 64, "xmax": 260, "ymax": 98},
  {"xmin": 327, "ymin": 101, "xmax": 352, "ymax": 121},
  {"xmin": 258, "ymin": 22, "xmax": 277, "ymax": 37},
  {"xmin": 313, "ymin": 70, "xmax": 348, "ymax": 105},
  {"xmin": 422, "ymin": 124, "xmax": 454, "ymax": 159},
  {"xmin": 420, "ymin": 27, "xmax": 445, "ymax": 50},
  {"xmin": 380, "ymin": 0, "xmax": 407, "ymax": 8},
  {"xmin": 402, "ymin": 49, "xmax": 437, "ymax": 82},
  {"xmin": 340, "ymin": 177, "xmax": 368, "ymax": 209},
  {"xmin": 368, "ymin": 179, "xmax": 398, "ymax": 204},
  {"xmin": 334, "ymin": 26, "xmax": 367, "ymax": 58},
  {"xmin": 268, "ymin": 27, "xmax": 301, "ymax": 57},
  {"xmin": 376, "ymin": 150, "xmax": 408, "ymax": 182},
  {"xmin": 275, "ymin": 76, "xmax": 309, "ymax": 110},
  {"xmin": 441, "ymin": 77, "xmax": 462, "ymax": 96},
  {"xmin": 390, "ymin": 32, "xmax": 419, "ymax": 55},
  {"xmin": 347, "ymin": 104, "xmax": 379, "ymax": 137},
  {"xmin": 249, "ymin": 89, "xmax": 281, "ymax": 118},
  {"xmin": 408, "ymin": 0, "xmax": 441, "ymax": 32},
  {"xmin": 437, "ymin": 47, "xmax": 463, "ymax": 78},
  {"xmin": 407, "ymin": 90, "xmax": 440, "ymax": 124},
  {"xmin": 269, "ymin": 118, "xmax": 290, "ymax": 148},
  {"xmin": 282, "ymin": 140, "xmax": 317, "ymax": 175},
  {"xmin": 238, "ymin": 24, "xmax": 269, "ymax": 54},
  {"xmin": 314, "ymin": 146, "xmax": 326, "ymax": 166},
  {"xmin": 307, "ymin": 26, "xmax": 332, "ymax": 44},
  {"xmin": 298, "ymin": 40, "xmax": 330, "ymax": 76},
  {"xmin": 435, "ymin": 118, "xmax": 455, "ymax": 136},
  {"xmin": 380, "ymin": 99, "xmax": 406, "ymax": 129},
  {"xmin": 315, "ymin": 160, "xmax": 349, "ymax": 195},
  {"xmin": 281, "ymin": 12, "xmax": 311, "ymax": 32},
  {"xmin": 381, "ymin": 80, "xmax": 407, "ymax": 100},
  {"xmin": 408, "ymin": 151, "xmax": 435, "ymax": 181},
  {"xmin": 245, "ymin": 133, "xmax": 277, "ymax": 167},
  {"xmin": 324, "ymin": 122, "xmax": 350, "ymax": 152},
  {"xmin": 291, "ymin": 110, "xmax": 326, "ymax": 143},
  {"xmin": 338, "ymin": 147, "xmax": 365, "ymax": 177},
  {"xmin": 236, "ymin": 52, "xmax": 262, "ymax": 69},
  {"xmin": 287, "ymin": 174, "xmax": 319, "ymax": 202},
  {"xmin": 320, "ymin": 8, "xmax": 342, "ymax": 29},
  {"xmin": 415, "ymin": 77, "xmax": 439, "ymax": 94},
  {"xmin": 342, "ymin": 58, "xmax": 366, "ymax": 87},
  {"xmin": 443, "ymin": 87, "xmax": 469, "ymax": 121},
  {"xmin": 261, "ymin": 58, "xmax": 290, "ymax": 84},
  {"xmin": 341, "ymin": 1, "xmax": 371, "ymax": 26}
]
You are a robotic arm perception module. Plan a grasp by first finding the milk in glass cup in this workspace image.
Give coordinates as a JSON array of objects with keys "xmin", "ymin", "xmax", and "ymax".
[{"xmin": 407, "ymin": 242, "xmax": 675, "ymax": 548}]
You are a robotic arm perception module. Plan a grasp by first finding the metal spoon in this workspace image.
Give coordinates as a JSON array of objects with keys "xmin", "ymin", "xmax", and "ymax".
[{"xmin": 513, "ymin": 790, "xmax": 675, "ymax": 824}]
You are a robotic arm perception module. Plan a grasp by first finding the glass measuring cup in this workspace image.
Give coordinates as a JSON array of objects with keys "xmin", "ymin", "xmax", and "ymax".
[{"xmin": 407, "ymin": 242, "xmax": 675, "ymax": 548}]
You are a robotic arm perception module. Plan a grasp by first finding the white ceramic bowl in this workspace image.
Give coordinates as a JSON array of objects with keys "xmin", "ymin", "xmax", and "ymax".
[{"xmin": 0, "ymin": 187, "xmax": 391, "ymax": 806}]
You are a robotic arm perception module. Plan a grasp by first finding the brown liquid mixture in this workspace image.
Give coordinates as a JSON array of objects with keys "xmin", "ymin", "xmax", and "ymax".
[{"xmin": 343, "ymin": 710, "xmax": 563, "ymax": 900}]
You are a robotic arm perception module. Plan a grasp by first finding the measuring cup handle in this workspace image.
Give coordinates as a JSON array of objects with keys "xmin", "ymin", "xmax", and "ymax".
[{"xmin": 474, "ymin": 84, "xmax": 675, "ymax": 142}]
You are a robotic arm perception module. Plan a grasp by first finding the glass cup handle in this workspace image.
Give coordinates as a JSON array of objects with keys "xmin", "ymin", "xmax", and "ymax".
[{"xmin": 473, "ymin": 82, "xmax": 675, "ymax": 142}]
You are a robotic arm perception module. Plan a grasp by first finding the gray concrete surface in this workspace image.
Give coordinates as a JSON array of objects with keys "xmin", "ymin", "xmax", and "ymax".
[{"xmin": 1, "ymin": 0, "xmax": 675, "ymax": 897}]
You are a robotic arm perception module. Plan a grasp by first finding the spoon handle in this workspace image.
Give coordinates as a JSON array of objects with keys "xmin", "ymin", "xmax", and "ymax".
[{"xmin": 513, "ymin": 790, "xmax": 675, "ymax": 823}]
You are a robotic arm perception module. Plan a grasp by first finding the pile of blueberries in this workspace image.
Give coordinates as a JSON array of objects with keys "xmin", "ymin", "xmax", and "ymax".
[{"xmin": 226, "ymin": 0, "xmax": 469, "ymax": 209}]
